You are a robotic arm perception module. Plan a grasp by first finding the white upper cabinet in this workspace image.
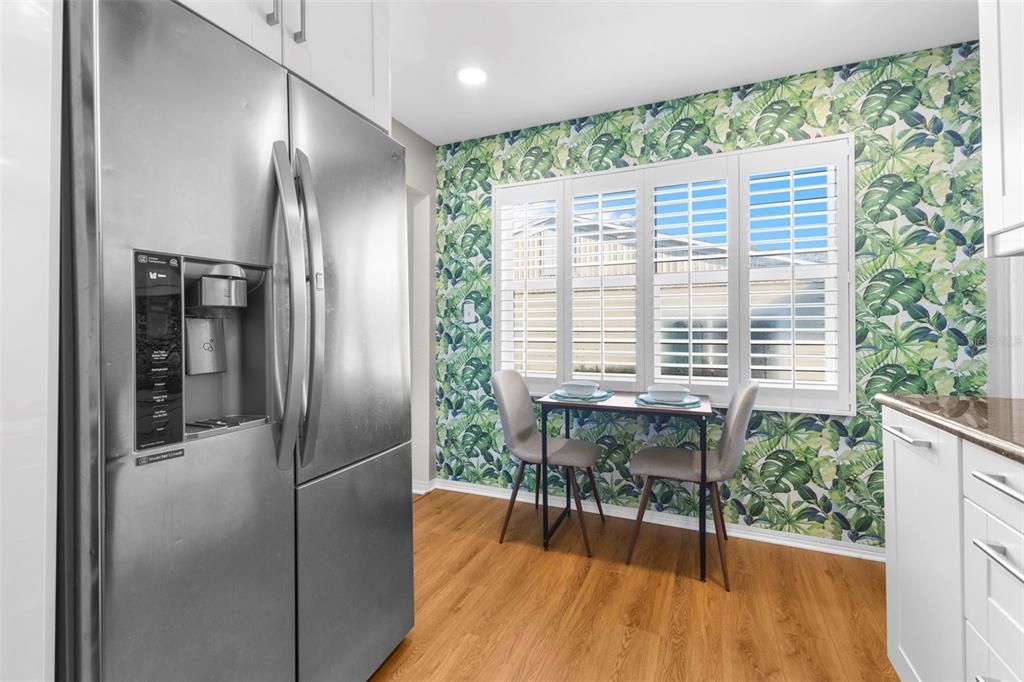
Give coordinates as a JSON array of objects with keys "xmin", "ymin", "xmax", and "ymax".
[
  {"xmin": 980, "ymin": 0, "xmax": 1024, "ymax": 256},
  {"xmin": 175, "ymin": 0, "xmax": 391, "ymax": 133},
  {"xmin": 282, "ymin": 1, "xmax": 391, "ymax": 131},
  {"xmin": 177, "ymin": 0, "xmax": 283, "ymax": 61}
]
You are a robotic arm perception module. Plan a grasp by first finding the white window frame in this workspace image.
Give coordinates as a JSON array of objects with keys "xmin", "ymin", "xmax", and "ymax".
[
  {"xmin": 565, "ymin": 170, "xmax": 645, "ymax": 391},
  {"xmin": 491, "ymin": 134, "xmax": 856, "ymax": 415},
  {"xmin": 645, "ymin": 156, "xmax": 738, "ymax": 406},
  {"xmin": 738, "ymin": 138, "xmax": 854, "ymax": 415},
  {"xmin": 491, "ymin": 179, "xmax": 564, "ymax": 394}
]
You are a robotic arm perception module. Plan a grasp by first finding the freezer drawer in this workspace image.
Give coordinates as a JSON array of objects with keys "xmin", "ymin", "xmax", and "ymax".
[{"xmin": 297, "ymin": 442, "xmax": 413, "ymax": 681}]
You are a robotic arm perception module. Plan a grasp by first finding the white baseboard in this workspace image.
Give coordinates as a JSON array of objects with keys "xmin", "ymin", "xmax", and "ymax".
[
  {"xmin": 420, "ymin": 477, "xmax": 885, "ymax": 563},
  {"xmin": 411, "ymin": 478, "xmax": 433, "ymax": 495}
]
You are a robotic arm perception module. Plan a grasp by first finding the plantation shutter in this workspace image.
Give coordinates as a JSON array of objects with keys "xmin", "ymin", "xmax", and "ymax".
[
  {"xmin": 491, "ymin": 135, "xmax": 855, "ymax": 413},
  {"xmin": 647, "ymin": 158, "xmax": 733, "ymax": 401},
  {"xmin": 569, "ymin": 173, "xmax": 640, "ymax": 385},
  {"xmin": 493, "ymin": 183, "xmax": 561, "ymax": 390},
  {"xmin": 740, "ymin": 139, "xmax": 853, "ymax": 413}
]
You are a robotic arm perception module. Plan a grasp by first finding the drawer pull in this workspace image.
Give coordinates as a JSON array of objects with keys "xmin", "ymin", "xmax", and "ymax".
[
  {"xmin": 973, "ymin": 539, "xmax": 1024, "ymax": 585},
  {"xmin": 971, "ymin": 470, "xmax": 1024, "ymax": 505},
  {"xmin": 881, "ymin": 424, "xmax": 932, "ymax": 448},
  {"xmin": 976, "ymin": 677, "xmax": 1002, "ymax": 682}
]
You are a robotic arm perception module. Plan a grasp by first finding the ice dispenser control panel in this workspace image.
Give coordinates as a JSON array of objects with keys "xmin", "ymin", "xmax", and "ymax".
[{"xmin": 134, "ymin": 251, "xmax": 184, "ymax": 450}]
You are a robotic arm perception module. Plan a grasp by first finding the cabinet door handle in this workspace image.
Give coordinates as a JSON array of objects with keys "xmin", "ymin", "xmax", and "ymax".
[
  {"xmin": 973, "ymin": 539, "xmax": 1024, "ymax": 586},
  {"xmin": 265, "ymin": 0, "xmax": 279, "ymax": 26},
  {"xmin": 293, "ymin": 0, "xmax": 307, "ymax": 43},
  {"xmin": 881, "ymin": 424, "xmax": 931, "ymax": 448},
  {"xmin": 971, "ymin": 470, "xmax": 1024, "ymax": 504},
  {"xmin": 976, "ymin": 676, "xmax": 1002, "ymax": 682}
]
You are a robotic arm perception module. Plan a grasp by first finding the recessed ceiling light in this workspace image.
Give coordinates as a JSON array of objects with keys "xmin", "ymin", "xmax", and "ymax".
[{"xmin": 455, "ymin": 66, "xmax": 487, "ymax": 87}]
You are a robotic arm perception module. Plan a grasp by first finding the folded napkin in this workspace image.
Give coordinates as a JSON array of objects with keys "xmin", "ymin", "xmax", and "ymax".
[{"xmin": 635, "ymin": 393, "xmax": 701, "ymax": 408}]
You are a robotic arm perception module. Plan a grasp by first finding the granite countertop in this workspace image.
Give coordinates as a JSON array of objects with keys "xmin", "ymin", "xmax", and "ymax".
[{"xmin": 875, "ymin": 394, "xmax": 1024, "ymax": 465}]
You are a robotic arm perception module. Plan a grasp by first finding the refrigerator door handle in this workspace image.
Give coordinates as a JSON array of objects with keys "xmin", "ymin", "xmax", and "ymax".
[
  {"xmin": 294, "ymin": 148, "xmax": 326, "ymax": 467},
  {"xmin": 271, "ymin": 140, "xmax": 309, "ymax": 469}
]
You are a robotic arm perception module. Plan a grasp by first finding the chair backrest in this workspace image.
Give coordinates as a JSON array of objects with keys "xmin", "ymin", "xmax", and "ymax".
[
  {"xmin": 715, "ymin": 382, "xmax": 759, "ymax": 479},
  {"xmin": 491, "ymin": 369, "xmax": 538, "ymax": 453}
]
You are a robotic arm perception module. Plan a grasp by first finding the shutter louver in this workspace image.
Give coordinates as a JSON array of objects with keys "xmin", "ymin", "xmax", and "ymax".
[
  {"xmin": 571, "ymin": 189, "xmax": 637, "ymax": 381},
  {"xmin": 498, "ymin": 198, "xmax": 558, "ymax": 379},
  {"xmin": 747, "ymin": 165, "xmax": 839, "ymax": 390},
  {"xmin": 652, "ymin": 179, "xmax": 729, "ymax": 385}
]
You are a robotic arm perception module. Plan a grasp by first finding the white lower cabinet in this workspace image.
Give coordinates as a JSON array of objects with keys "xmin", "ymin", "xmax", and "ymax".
[
  {"xmin": 883, "ymin": 407, "xmax": 964, "ymax": 681},
  {"xmin": 964, "ymin": 499, "xmax": 1024, "ymax": 681},
  {"xmin": 967, "ymin": 620, "xmax": 1019, "ymax": 682},
  {"xmin": 884, "ymin": 406, "xmax": 1024, "ymax": 681}
]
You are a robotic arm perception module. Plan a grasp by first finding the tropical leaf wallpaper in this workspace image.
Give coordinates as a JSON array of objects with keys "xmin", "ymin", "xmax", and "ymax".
[{"xmin": 435, "ymin": 42, "xmax": 986, "ymax": 546}]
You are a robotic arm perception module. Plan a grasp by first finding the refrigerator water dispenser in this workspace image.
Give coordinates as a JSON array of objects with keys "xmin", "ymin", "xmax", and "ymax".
[
  {"xmin": 179, "ymin": 257, "xmax": 270, "ymax": 440},
  {"xmin": 185, "ymin": 317, "xmax": 227, "ymax": 375},
  {"xmin": 190, "ymin": 262, "xmax": 249, "ymax": 308}
]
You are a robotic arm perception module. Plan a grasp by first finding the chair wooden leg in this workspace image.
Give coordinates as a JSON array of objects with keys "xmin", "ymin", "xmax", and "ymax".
[
  {"xmin": 585, "ymin": 467, "xmax": 605, "ymax": 521},
  {"xmin": 711, "ymin": 483, "xmax": 727, "ymax": 541},
  {"xmin": 626, "ymin": 476, "xmax": 656, "ymax": 564},
  {"xmin": 566, "ymin": 467, "xmax": 591, "ymax": 557},
  {"xmin": 499, "ymin": 461, "xmax": 526, "ymax": 544},
  {"xmin": 534, "ymin": 464, "xmax": 540, "ymax": 509},
  {"xmin": 709, "ymin": 481, "xmax": 730, "ymax": 591}
]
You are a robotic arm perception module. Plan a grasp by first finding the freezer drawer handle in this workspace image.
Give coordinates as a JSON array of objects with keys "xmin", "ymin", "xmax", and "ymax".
[
  {"xmin": 294, "ymin": 148, "xmax": 325, "ymax": 467},
  {"xmin": 881, "ymin": 424, "xmax": 931, "ymax": 448},
  {"xmin": 265, "ymin": 0, "xmax": 279, "ymax": 26},
  {"xmin": 971, "ymin": 470, "xmax": 1024, "ymax": 505},
  {"xmin": 972, "ymin": 539, "xmax": 1024, "ymax": 586},
  {"xmin": 271, "ymin": 140, "xmax": 309, "ymax": 469},
  {"xmin": 293, "ymin": 0, "xmax": 307, "ymax": 43}
]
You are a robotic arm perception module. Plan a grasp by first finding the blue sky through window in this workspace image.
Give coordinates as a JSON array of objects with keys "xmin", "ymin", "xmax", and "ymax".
[
  {"xmin": 653, "ymin": 180, "xmax": 728, "ymax": 248},
  {"xmin": 749, "ymin": 166, "xmax": 834, "ymax": 254}
]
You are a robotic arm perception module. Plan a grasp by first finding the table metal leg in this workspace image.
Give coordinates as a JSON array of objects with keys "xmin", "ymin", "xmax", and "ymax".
[
  {"xmin": 565, "ymin": 408, "xmax": 571, "ymax": 515},
  {"xmin": 699, "ymin": 416, "xmax": 708, "ymax": 581},
  {"xmin": 542, "ymin": 406, "xmax": 549, "ymax": 550}
]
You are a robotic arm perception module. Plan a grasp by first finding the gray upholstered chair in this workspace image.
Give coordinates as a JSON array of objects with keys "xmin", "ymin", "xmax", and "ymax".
[
  {"xmin": 491, "ymin": 369, "xmax": 605, "ymax": 556},
  {"xmin": 626, "ymin": 381, "xmax": 759, "ymax": 590}
]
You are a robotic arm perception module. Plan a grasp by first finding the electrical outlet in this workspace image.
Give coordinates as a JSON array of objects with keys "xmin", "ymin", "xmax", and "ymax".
[{"xmin": 463, "ymin": 302, "xmax": 476, "ymax": 323}]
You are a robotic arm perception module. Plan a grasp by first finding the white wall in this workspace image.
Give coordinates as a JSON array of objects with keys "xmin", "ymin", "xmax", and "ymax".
[
  {"xmin": 0, "ymin": 1, "xmax": 63, "ymax": 680},
  {"xmin": 391, "ymin": 120, "xmax": 436, "ymax": 489}
]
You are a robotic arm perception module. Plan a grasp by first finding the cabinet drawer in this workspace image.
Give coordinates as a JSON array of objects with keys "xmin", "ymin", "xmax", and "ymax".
[
  {"xmin": 964, "ymin": 441, "xmax": 1024, "ymax": 534},
  {"xmin": 967, "ymin": 620, "xmax": 1020, "ymax": 682},
  {"xmin": 965, "ymin": 499, "xmax": 1024, "ymax": 681},
  {"xmin": 881, "ymin": 407, "xmax": 943, "ymax": 451}
]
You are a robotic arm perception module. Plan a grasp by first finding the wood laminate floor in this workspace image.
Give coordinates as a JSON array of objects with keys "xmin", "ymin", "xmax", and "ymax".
[{"xmin": 372, "ymin": 489, "xmax": 897, "ymax": 682}]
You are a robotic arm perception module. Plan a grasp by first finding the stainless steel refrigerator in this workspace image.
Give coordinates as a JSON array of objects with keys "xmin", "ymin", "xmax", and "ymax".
[{"xmin": 58, "ymin": 1, "xmax": 413, "ymax": 680}]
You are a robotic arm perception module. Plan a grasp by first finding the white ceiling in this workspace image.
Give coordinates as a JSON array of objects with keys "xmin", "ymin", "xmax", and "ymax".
[{"xmin": 390, "ymin": 1, "xmax": 979, "ymax": 145}]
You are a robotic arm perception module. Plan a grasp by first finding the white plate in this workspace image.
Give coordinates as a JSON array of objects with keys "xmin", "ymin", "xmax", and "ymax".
[
  {"xmin": 638, "ymin": 392, "xmax": 699, "ymax": 406},
  {"xmin": 552, "ymin": 389, "xmax": 610, "ymax": 401}
]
